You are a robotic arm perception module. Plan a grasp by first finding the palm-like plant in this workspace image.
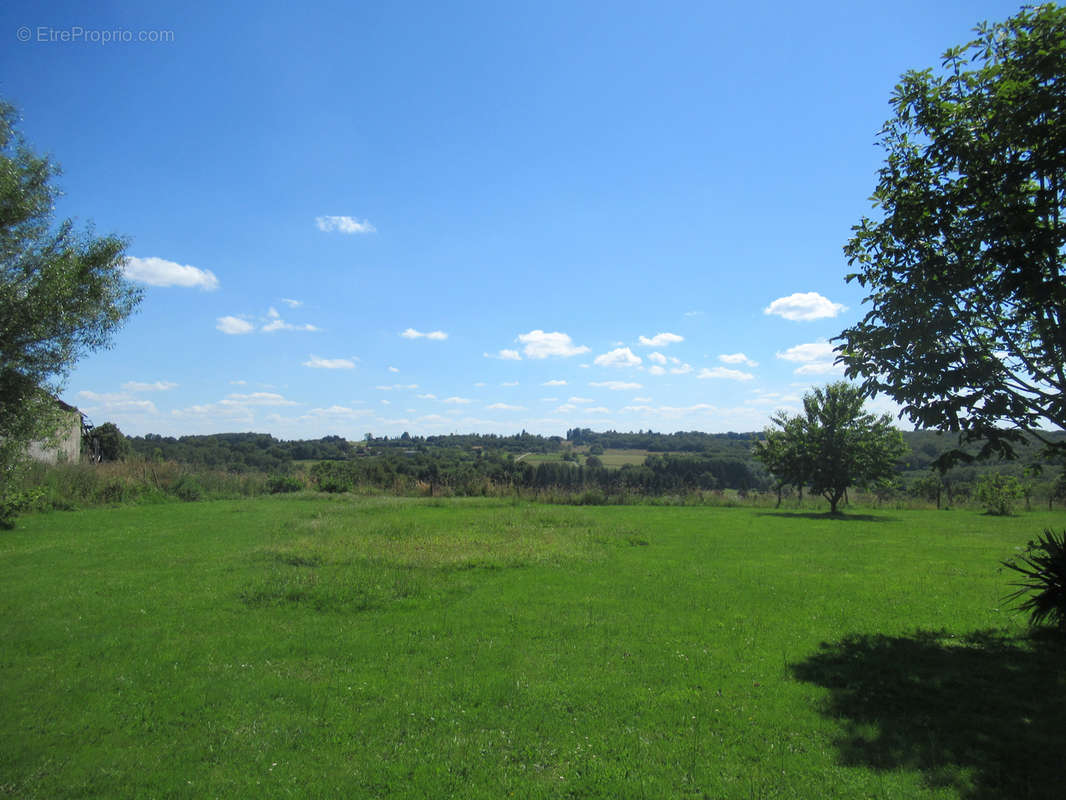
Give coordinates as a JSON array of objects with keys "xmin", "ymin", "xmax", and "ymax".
[{"xmin": 1002, "ymin": 529, "xmax": 1066, "ymax": 630}]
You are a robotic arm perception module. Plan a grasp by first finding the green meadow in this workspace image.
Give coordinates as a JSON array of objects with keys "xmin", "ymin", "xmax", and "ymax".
[{"xmin": 2, "ymin": 497, "xmax": 1064, "ymax": 798}]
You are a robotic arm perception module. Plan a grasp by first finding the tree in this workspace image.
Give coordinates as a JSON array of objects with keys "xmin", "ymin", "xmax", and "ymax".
[
  {"xmin": 1, "ymin": 100, "xmax": 141, "ymax": 524},
  {"xmin": 836, "ymin": 5, "xmax": 1066, "ymax": 467},
  {"xmin": 754, "ymin": 383, "xmax": 906, "ymax": 513},
  {"xmin": 93, "ymin": 422, "xmax": 129, "ymax": 462}
]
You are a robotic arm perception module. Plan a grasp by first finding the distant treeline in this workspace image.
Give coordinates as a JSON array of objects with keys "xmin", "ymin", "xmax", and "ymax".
[
  {"xmin": 309, "ymin": 451, "xmax": 764, "ymax": 497},
  {"xmin": 122, "ymin": 428, "xmax": 1065, "ymax": 498}
]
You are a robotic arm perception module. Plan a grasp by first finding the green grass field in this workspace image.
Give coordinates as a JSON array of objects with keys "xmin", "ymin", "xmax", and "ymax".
[{"xmin": 2, "ymin": 497, "xmax": 1064, "ymax": 798}]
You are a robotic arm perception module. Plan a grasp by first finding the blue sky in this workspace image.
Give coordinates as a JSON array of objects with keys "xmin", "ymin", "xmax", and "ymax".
[{"xmin": 2, "ymin": 0, "xmax": 1026, "ymax": 439}]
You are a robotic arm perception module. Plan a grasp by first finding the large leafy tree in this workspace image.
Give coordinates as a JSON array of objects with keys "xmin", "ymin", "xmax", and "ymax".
[
  {"xmin": 1, "ymin": 100, "xmax": 141, "ymax": 522},
  {"xmin": 836, "ymin": 4, "xmax": 1066, "ymax": 466},
  {"xmin": 754, "ymin": 383, "xmax": 906, "ymax": 514}
]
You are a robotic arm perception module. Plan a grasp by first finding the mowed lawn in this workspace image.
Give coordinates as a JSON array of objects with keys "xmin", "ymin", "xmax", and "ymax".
[{"xmin": 2, "ymin": 497, "xmax": 1064, "ymax": 798}]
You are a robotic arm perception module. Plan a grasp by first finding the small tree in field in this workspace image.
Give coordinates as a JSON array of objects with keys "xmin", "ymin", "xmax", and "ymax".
[
  {"xmin": 754, "ymin": 383, "xmax": 906, "ymax": 514},
  {"xmin": 976, "ymin": 472, "xmax": 1025, "ymax": 516}
]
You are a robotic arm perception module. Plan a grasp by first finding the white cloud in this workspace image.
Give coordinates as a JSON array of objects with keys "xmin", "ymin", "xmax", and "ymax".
[
  {"xmin": 267, "ymin": 307, "xmax": 281, "ymax": 319},
  {"xmin": 794, "ymin": 361, "xmax": 846, "ymax": 376},
  {"xmin": 720, "ymin": 353, "xmax": 758, "ymax": 367},
  {"xmin": 123, "ymin": 256, "xmax": 219, "ymax": 290},
  {"xmin": 776, "ymin": 341, "xmax": 835, "ymax": 362},
  {"xmin": 416, "ymin": 393, "xmax": 437, "ymax": 400},
  {"xmin": 543, "ymin": 379, "xmax": 567, "ymax": 386},
  {"xmin": 315, "ymin": 215, "xmax": 376, "ymax": 234},
  {"xmin": 764, "ymin": 292, "xmax": 847, "ymax": 321},
  {"xmin": 303, "ymin": 355, "xmax": 356, "ymax": 369},
  {"xmin": 649, "ymin": 366, "xmax": 666, "ymax": 376},
  {"xmin": 122, "ymin": 381, "xmax": 177, "ymax": 392},
  {"xmin": 517, "ymin": 330, "xmax": 590, "ymax": 359},
  {"xmin": 501, "ymin": 381, "xmax": 519, "ymax": 387},
  {"xmin": 487, "ymin": 402, "xmax": 526, "ymax": 410},
  {"xmin": 221, "ymin": 392, "xmax": 298, "ymax": 406},
  {"xmin": 281, "ymin": 298, "xmax": 302, "ymax": 308},
  {"xmin": 376, "ymin": 384, "xmax": 418, "ymax": 390},
  {"xmin": 647, "ymin": 352, "xmax": 668, "ymax": 365},
  {"xmin": 77, "ymin": 389, "xmax": 159, "ymax": 415},
  {"xmin": 594, "ymin": 347, "xmax": 642, "ymax": 368},
  {"xmin": 402, "ymin": 328, "xmax": 448, "ymax": 340},
  {"xmin": 670, "ymin": 364, "xmax": 693, "ymax": 375},
  {"xmin": 590, "ymin": 380, "xmax": 643, "ymax": 391},
  {"xmin": 698, "ymin": 367, "xmax": 755, "ymax": 381},
  {"xmin": 262, "ymin": 319, "xmax": 320, "ymax": 333},
  {"xmin": 443, "ymin": 396, "xmax": 472, "ymax": 404},
  {"xmin": 638, "ymin": 332, "xmax": 684, "ymax": 347},
  {"xmin": 484, "ymin": 349, "xmax": 521, "ymax": 360},
  {"xmin": 633, "ymin": 396, "xmax": 652, "ymax": 402},
  {"xmin": 568, "ymin": 396, "xmax": 594, "ymax": 404},
  {"xmin": 555, "ymin": 403, "xmax": 578, "ymax": 413},
  {"xmin": 388, "ymin": 366, "xmax": 399, "ymax": 373},
  {"xmin": 217, "ymin": 316, "xmax": 254, "ymax": 335}
]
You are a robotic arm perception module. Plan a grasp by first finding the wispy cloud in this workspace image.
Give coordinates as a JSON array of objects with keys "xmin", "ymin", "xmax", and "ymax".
[
  {"xmin": 487, "ymin": 402, "xmax": 525, "ymax": 410},
  {"xmin": 516, "ymin": 330, "xmax": 589, "ymax": 359},
  {"xmin": 590, "ymin": 380, "xmax": 642, "ymax": 391},
  {"xmin": 315, "ymin": 215, "xmax": 376, "ymax": 234},
  {"xmin": 698, "ymin": 366, "xmax": 755, "ymax": 381},
  {"xmin": 123, "ymin": 256, "xmax": 219, "ymax": 290},
  {"xmin": 303, "ymin": 355, "xmax": 356, "ymax": 369},
  {"xmin": 402, "ymin": 328, "xmax": 448, "ymax": 340},
  {"xmin": 443, "ymin": 396, "xmax": 472, "ymax": 404},
  {"xmin": 281, "ymin": 298, "xmax": 302, "ymax": 308},
  {"xmin": 542, "ymin": 379, "xmax": 567, "ymax": 386},
  {"xmin": 764, "ymin": 292, "xmax": 846, "ymax": 321},
  {"xmin": 122, "ymin": 380, "xmax": 177, "ymax": 392},
  {"xmin": 221, "ymin": 392, "xmax": 298, "ymax": 407},
  {"xmin": 263, "ymin": 319, "xmax": 319, "ymax": 333},
  {"xmin": 375, "ymin": 384, "xmax": 419, "ymax": 390}
]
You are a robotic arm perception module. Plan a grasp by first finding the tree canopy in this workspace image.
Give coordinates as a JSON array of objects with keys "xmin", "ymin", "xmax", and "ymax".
[
  {"xmin": 836, "ymin": 4, "xmax": 1066, "ymax": 466},
  {"xmin": 754, "ymin": 383, "xmax": 906, "ymax": 513},
  {"xmin": 1, "ymin": 100, "xmax": 141, "ymax": 523}
]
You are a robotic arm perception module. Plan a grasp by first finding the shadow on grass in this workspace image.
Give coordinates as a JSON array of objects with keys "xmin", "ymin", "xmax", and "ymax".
[
  {"xmin": 755, "ymin": 511, "xmax": 897, "ymax": 523},
  {"xmin": 790, "ymin": 628, "xmax": 1066, "ymax": 799}
]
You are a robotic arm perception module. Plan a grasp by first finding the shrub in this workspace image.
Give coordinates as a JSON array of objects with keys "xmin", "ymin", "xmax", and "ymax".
[
  {"xmin": 976, "ymin": 472, "xmax": 1024, "ymax": 516},
  {"xmin": 1003, "ymin": 529, "xmax": 1066, "ymax": 631},
  {"xmin": 267, "ymin": 475, "xmax": 303, "ymax": 494},
  {"xmin": 172, "ymin": 475, "xmax": 204, "ymax": 502}
]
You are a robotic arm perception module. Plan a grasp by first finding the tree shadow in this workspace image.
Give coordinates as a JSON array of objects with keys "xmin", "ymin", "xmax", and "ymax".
[
  {"xmin": 755, "ymin": 511, "xmax": 897, "ymax": 523},
  {"xmin": 790, "ymin": 628, "xmax": 1066, "ymax": 799}
]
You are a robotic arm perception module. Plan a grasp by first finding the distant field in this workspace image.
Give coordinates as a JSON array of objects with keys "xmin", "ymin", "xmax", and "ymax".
[
  {"xmin": 2, "ymin": 497, "xmax": 1063, "ymax": 798},
  {"xmin": 595, "ymin": 448, "xmax": 650, "ymax": 468},
  {"xmin": 519, "ymin": 448, "xmax": 650, "ymax": 468}
]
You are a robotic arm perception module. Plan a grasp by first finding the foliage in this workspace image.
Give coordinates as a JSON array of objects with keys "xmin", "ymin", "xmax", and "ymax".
[
  {"xmin": 976, "ymin": 472, "xmax": 1025, "ymax": 516},
  {"xmin": 266, "ymin": 474, "xmax": 303, "ymax": 494},
  {"xmin": 1003, "ymin": 528, "xmax": 1066, "ymax": 629},
  {"xmin": 0, "ymin": 99, "xmax": 141, "ymax": 525},
  {"xmin": 93, "ymin": 421, "xmax": 129, "ymax": 462},
  {"xmin": 837, "ymin": 4, "xmax": 1066, "ymax": 467},
  {"xmin": 754, "ymin": 382, "xmax": 907, "ymax": 513}
]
